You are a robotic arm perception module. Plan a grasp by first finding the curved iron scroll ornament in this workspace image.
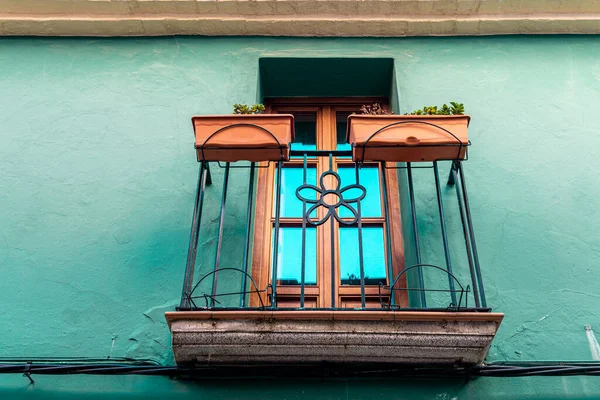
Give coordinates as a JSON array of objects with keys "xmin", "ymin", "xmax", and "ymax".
[
  {"xmin": 378, "ymin": 264, "xmax": 471, "ymax": 311},
  {"xmin": 186, "ymin": 268, "xmax": 268, "ymax": 309},
  {"xmin": 295, "ymin": 169, "xmax": 366, "ymax": 226}
]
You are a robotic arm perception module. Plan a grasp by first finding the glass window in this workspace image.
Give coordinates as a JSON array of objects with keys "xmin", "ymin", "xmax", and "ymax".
[
  {"xmin": 278, "ymin": 167, "xmax": 317, "ymax": 218},
  {"xmin": 339, "ymin": 227, "xmax": 386, "ymax": 286},
  {"xmin": 337, "ymin": 166, "xmax": 382, "ymax": 218},
  {"xmin": 255, "ymin": 101, "xmax": 403, "ymax": 308},
  {"xmin": 291, "ymin": 113, "xmax": 317, "ymax": 156},
  {"xmin": 336, "ymin": 112, "xmax": 352, "ymax": 153},
  {"xmin": 272, "ymin": 227, "xmax": 317, "ymax": 285}
]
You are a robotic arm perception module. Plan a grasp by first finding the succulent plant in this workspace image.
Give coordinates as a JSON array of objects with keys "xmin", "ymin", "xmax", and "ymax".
[{"xmin": 358, "ymin": 103, "xmax": 394, "ymax": 115}]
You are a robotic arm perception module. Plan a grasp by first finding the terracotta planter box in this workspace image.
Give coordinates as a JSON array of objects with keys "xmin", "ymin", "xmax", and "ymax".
[
  {"xmin": 347, "ymin": 115, "xmax": 470, "ymax": 162},
  {"xmin": 192, "ymin": 114, "xmax": 295, "ymax": 162}
]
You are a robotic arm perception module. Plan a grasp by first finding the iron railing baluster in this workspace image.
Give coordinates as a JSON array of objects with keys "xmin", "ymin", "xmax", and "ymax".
[
  {"xmin": 380, "ymin": 161, "xmax": 396, "ymax": 306},
  {"xmin": 457, "ymin": 161, "xmax": 487, "ymax": 308},
  {"xmin": 329, "ymin": 154, "xmax": 336, "ymax": 308},
  {"xmin": 211, "ymin": 162, "xmax": 230, "ymax": 307},
  {"xmin": 451, "ymin": 162, "xmax": 480, "ymax": 308},
  {"xmin": 180, "ymin": 162, "xmax": 208, "ymax": 309},
  {"xmin": 300, "ymin": 155, "xmax": 307, "ymax": 309},
  {"xmin": 433, "ymin": 161, "xmax": 457, "ymax": 306},
  {"xmin": 271, "ymin": 160, "xmax": 283, "ymax": 308},
  {"xmin": 355, "ymin": 163, "xmax": 366, "ymax": 309},
  {"xmin": 407, "ymin": 162, "xmax": 426, "ymax": 308},
  {"xmin": 240, "ymin": 162, "xmax": 256, "ymax": 308}
]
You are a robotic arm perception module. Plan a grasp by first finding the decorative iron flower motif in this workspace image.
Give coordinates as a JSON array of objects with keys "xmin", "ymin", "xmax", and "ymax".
[{"xmin": 295, "ymin": 171, "xmax": 366, "ymax": 226}]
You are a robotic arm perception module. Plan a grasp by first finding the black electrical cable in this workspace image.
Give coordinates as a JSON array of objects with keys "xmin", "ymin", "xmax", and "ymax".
[
  {"xmin": 0, "ymin": 357, "xmax": 161, "ymax": 365},
  {"xmin": 473, "ymin": 364, "xmax": 600, "ymax": 377},
  {"xmin": 3, "ymin": 361, "xmax": 600, "ymax": 378}
]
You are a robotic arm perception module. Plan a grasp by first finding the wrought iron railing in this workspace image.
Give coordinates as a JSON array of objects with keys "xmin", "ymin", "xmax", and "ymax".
[{"xmin": 178, "ymin": 150, "xmax": 488, "ymax": 312}]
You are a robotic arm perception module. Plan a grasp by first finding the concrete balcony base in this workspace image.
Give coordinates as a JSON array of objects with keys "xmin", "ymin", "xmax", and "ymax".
[{"xmin": 165, "ymin": 311, "xmax": 503, "ymax": 367}]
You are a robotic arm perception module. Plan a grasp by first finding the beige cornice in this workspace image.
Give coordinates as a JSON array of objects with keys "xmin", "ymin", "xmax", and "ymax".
[{"xmin": 1, "ymin": 0, "xmax": 600, "ymax": 37}]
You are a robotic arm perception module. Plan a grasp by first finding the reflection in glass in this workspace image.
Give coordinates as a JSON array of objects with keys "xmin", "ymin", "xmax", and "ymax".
[
  {"xmin": 272, "ymin": 227, "xmax": 317, "ymax": 285},
  {"xmin": 340, "ymin": 227, "xmax": 386, "ymax": 285},
  {"xmin": 291, "ymin": 113, "xmax": 317, "ymax": 155},
  {"xmin": 336, "ymin": 112, "xmax": 352, "ymax": 153},
  {"xmin": 337, "ymin": 167, "xmax": 381, "ymax": 218}
]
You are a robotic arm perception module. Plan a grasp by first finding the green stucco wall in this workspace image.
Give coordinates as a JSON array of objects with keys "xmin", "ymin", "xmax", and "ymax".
[{"xmin": 1, "ymin": 36, "xmax": 600, "ymax": 398}]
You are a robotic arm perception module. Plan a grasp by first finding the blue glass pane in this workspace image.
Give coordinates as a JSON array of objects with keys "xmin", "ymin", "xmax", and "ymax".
[
  {"xmin": 339, "ymin": 227, "xmax": 387, "ymax": 285},
  {"xmin": 272, "ymin": 227, "xmax": 317, "ymax": 285},
  {"xmin": 291, "ymin": 116, "xmax": 317, "ymax": 157},
  {"xmin": 337, "ymin": 142, "xmax": 352, "ymax": 152},
  {"xmin": 337, "ymin": 167, "xmax": 382, "ymax": 218},
  {"xmin": 279, "ymin": 167, "xmax": 317, "ymax": 218},
  {"xmin": 291, "ymin": 143, "xmax": 316, "ymax": 153}
]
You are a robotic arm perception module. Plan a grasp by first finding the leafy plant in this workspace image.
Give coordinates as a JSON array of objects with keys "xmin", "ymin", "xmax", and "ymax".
[
  {"xmin": 407, "ymin": 102, "xmax": 465, "ymax": 116},
  {"xmin": 358, "ymin": 103, "xmax": 394, "ymax": 115},
  {"xmin": 449, "ymin": 102, "xmax": 465, "ymax": 115},
  {"xmin": 233, "ymin": 103, "xmax": 265, "ymax": 115}
]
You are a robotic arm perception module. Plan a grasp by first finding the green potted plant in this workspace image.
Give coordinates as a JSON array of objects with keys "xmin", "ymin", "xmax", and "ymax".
[
  {"xmin": 192, "ymin": 104, "xmax": 295, "ymax": 162},
  {"xmin": 347, "ymin": 102, "xmax": 470, "ymax": 162}
]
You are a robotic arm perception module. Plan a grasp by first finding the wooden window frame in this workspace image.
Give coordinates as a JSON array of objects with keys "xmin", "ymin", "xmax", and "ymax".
[{"xmin": 251, "ymin": 97, "xmax": 407, "ymax": 308}]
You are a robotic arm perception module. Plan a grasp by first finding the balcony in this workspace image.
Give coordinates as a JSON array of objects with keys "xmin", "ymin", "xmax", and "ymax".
[{"xmin": 165, "ymin": 143, "xmax": 503, "ymax": 369}]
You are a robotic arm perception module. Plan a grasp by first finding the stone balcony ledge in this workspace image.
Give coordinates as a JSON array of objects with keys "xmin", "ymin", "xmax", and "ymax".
[{"xmin": 165, "ymin": 311, "xmax": 504, "ymax": 367}]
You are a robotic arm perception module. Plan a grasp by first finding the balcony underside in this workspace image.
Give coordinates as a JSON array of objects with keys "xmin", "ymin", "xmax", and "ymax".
[{"xmin": 165, "ymin": 311, "xmax": 503, "ymax": 367}]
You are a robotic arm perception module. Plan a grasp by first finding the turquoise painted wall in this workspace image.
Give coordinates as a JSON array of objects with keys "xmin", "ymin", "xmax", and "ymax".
[{"xmin": 1, "ymin": 36, "xmax": 600, "ymax": 398}]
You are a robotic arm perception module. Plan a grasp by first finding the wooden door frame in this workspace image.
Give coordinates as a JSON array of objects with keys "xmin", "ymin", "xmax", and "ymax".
[{"xmin": 250, "ymin": 97, "xmax": 407, "ymax": 308}]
